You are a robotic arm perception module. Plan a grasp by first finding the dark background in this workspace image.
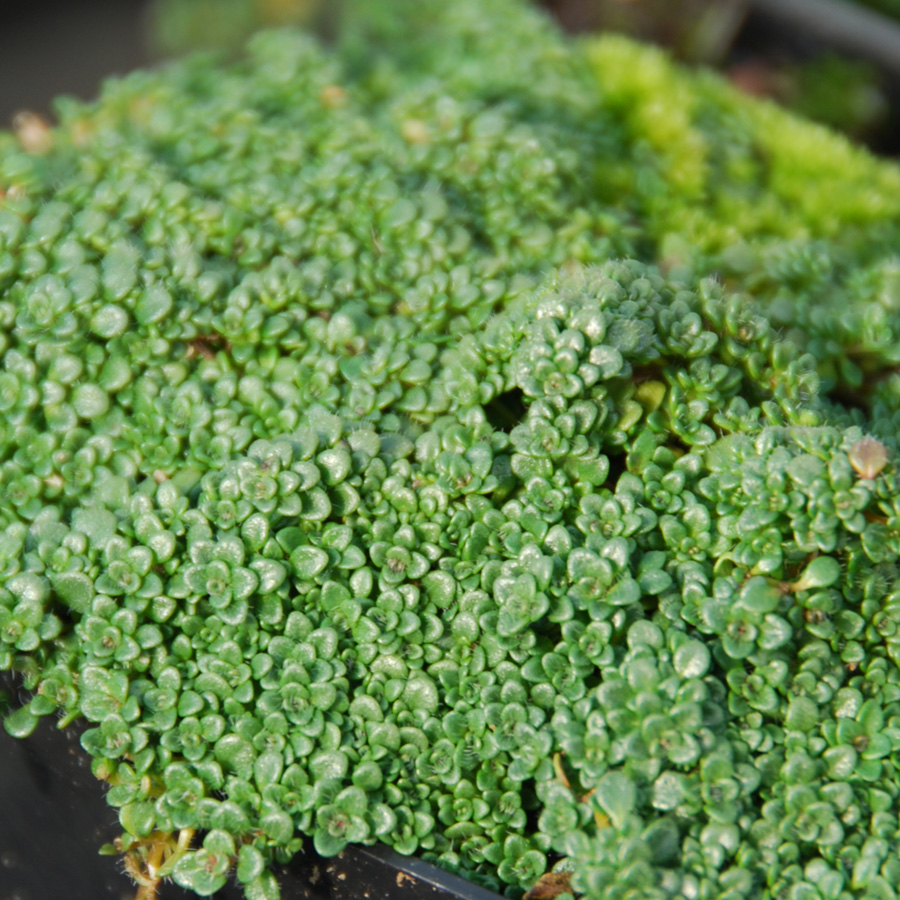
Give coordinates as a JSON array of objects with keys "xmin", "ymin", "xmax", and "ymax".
[{"xmin": 0, "ymin": 0, "xmax": 152, "ymax": 125}]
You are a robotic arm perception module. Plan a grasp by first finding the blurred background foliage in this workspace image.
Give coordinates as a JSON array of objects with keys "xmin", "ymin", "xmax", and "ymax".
[
  {"xmin": 146, "ymin": 0, "xmax": 322, "ymax": 55},
  {"xmin": 0, "ymin": 0, "xmax": 898, "ymax": 151}
]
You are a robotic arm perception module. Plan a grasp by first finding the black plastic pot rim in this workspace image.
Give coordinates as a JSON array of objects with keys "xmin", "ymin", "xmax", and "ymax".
[
  {"xmin": 0, "ymin": 706, "xmax": 508, "ymax": 900},
  {"xmin": 744, "ymin": 0, "xmax": 900, "ymax": 77}
]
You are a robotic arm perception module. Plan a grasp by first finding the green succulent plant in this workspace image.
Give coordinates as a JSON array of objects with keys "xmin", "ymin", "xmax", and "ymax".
[{"xmin": 2, "ymin": 1, "xmax": 900, "ymax": 899}]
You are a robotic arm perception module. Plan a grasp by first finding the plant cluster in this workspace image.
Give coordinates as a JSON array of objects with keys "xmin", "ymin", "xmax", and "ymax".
[{"xmin": 2, "ymin": 1, "xmax": 900, "ymax": 899}]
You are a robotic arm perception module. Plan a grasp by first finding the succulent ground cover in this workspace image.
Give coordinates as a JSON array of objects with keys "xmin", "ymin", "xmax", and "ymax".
[{"xmin": 2, "ymin": 1, "xmax": 900, "ymax": 898}]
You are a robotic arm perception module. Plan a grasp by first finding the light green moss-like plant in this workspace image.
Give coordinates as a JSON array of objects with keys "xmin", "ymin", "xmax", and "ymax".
[{"xmin": 2, "ymin": 2, "xmax": 900, "ymax": 899}]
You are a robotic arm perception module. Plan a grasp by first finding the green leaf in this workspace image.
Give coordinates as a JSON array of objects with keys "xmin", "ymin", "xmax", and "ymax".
[
  {"xmin": 402, "ymin": 676, "xmax": 439, "ymax": 713},
  {"xmin": 595, "ymin": 771, "xmax": 635, "ymax": 829},
  {"xmin": 50, "ymin": 572, "xmax": 93, "ymax": 614},
  {"xmin": 588, "ymin": 345, "xmax": 624, "ymax": 379},
  {"xmin": 236, "ymin": 845, "xmax": 266, "ymax": 884},
  {"xmin": 135, "ymin": 284, "xmax": 173, "ymax": 325},
  {"xmin": 638, "ymin": 567, "xmax": 673, "ymax": 595},
  {"xmin": 252, "ymin": 559, "xmax": 287, "ymax": 593},
  {"xmin": 369, "ymin": 803, "xmax": 397, "ymax": 836},
  {"xmin": 672, "ymin": 640, "xmax": 710, "ymax": 679},
  {"xmin": 793, "ymin": 557, "xmax": 841, "ymax": 591},
  {"xmin": 859, "ymin": 699, "xmax": 884, "ymax": 735},
  {"xmin": 422, "ymin": 571, "xmax": 456, "ymax": 608},
  {"xmin": 787, "ymin": 454, "xmax": 826, "ymax": 487},
  {"xmin": 4, "ymin": 705, "xmax": 39, "ymax": 738},
  {"xmin": 72, "ymin": 508, "xmax": 118, "ymax": 547},
  {"xmin": 254, "ymin": 750, "xmax": 284, "ymax": 789},
  {"xmin": 738, "ymin": 577, "xmax": 780, "ymax": 614},
  {"xmin": 863, "ymin": 734, "xmax": 892, "ymax": 760},
  {"xmin": 204, "ymin": 830, "xmax": 236, "ymax": 857},
  {"xmin": 232, "ymin": 567, "xmax": 260, "ymax": 600},
  {"xmin": 627, "ymin": 620, "xmax": 663, "ymax": 650},
  {"xmin": 244, "ymin": 871, "xmax": 281, "ymax": 900},
  {"xmin": 607, "ymin": 578, "xmax": 640, "ymax": 607},
  {"xmin": 261, "ymin": 808, "xmax": 294, "ymax": 845},
  {"xmin": 497, "ymin": 607, "xmax": 530, "ymax": 637},
  {"xmin": 309, "ymin": 750, "xmax": 349, "ymax": 782},
  {"xmin": 335, "ymin": 786, "xmax": 368, "ymax": 817},
  {"xmin": 120, "ymin": 801, "xmax": 155, "ymax": 837},
  {"xmin": 313, "ymin": 827, "xmax": 347, "ymax": 857},
  {"xmin": 28, "ymin": 694, "xmax": 56, "ymax": 717},
  {"xmin": 290, "ymin": 546, "xmax": 329, "ymax": 580},
  {"xmin": 758, "ymin": 615, "xmax": 792, "ymax": 651},
  {"xmin": 823, "ymin": 745, "xmax": 857, "ymax": 780},
  {"xmin": 72, "ymin": 383, "xmax": 110, "ymax": 419},
  {"xmin": 785, "ymin": 696, "xmax": 818, "ymax": 732},
  {"xmin": 310, "ymin": 683, "xmax": 337, "ymax": 710},
  {"xmin": 652, "ymin": 772, "xmax": 685, "ymax": 811},
  {"xmin": 79, "ymin": 668, "xmax": 129, "ymax": 721},
  {"xmin": 302, "ymin": 489, "xmax": 332, "ymax": 521},
  {"xmin": 214, "ymin": 734, "xmax": 255, "ymax": 779},
  {"xmin": 173, "ymin": 849, "xmax": 229, "ymax": 897},
  {"xmin": 348, "ymin": 695, "xmax": 383, "ymax": 723},
  {"xmin": 276, "ymin": 527, "xmax": 307, "ymax": 553}
]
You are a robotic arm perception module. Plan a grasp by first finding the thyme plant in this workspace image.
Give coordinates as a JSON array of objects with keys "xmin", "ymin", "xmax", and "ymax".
[{"xmin": 1, "ymin": 1, "xmax": 899, "ymax": 898}]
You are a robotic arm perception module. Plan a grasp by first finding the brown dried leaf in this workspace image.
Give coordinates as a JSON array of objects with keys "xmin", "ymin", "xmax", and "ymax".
[
  {"xmin": 849, "ymin": 436, "xmax": 888, "ymax": 480},
  {"xmin": 524, "ymin": 872, "xmax": 574, "ymax": 900}
]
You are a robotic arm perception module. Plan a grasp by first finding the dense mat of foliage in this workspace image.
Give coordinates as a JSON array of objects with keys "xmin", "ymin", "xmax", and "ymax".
[{"xmin": 2, "ymin": 1, "xmax": 900, "ymax": 898}]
